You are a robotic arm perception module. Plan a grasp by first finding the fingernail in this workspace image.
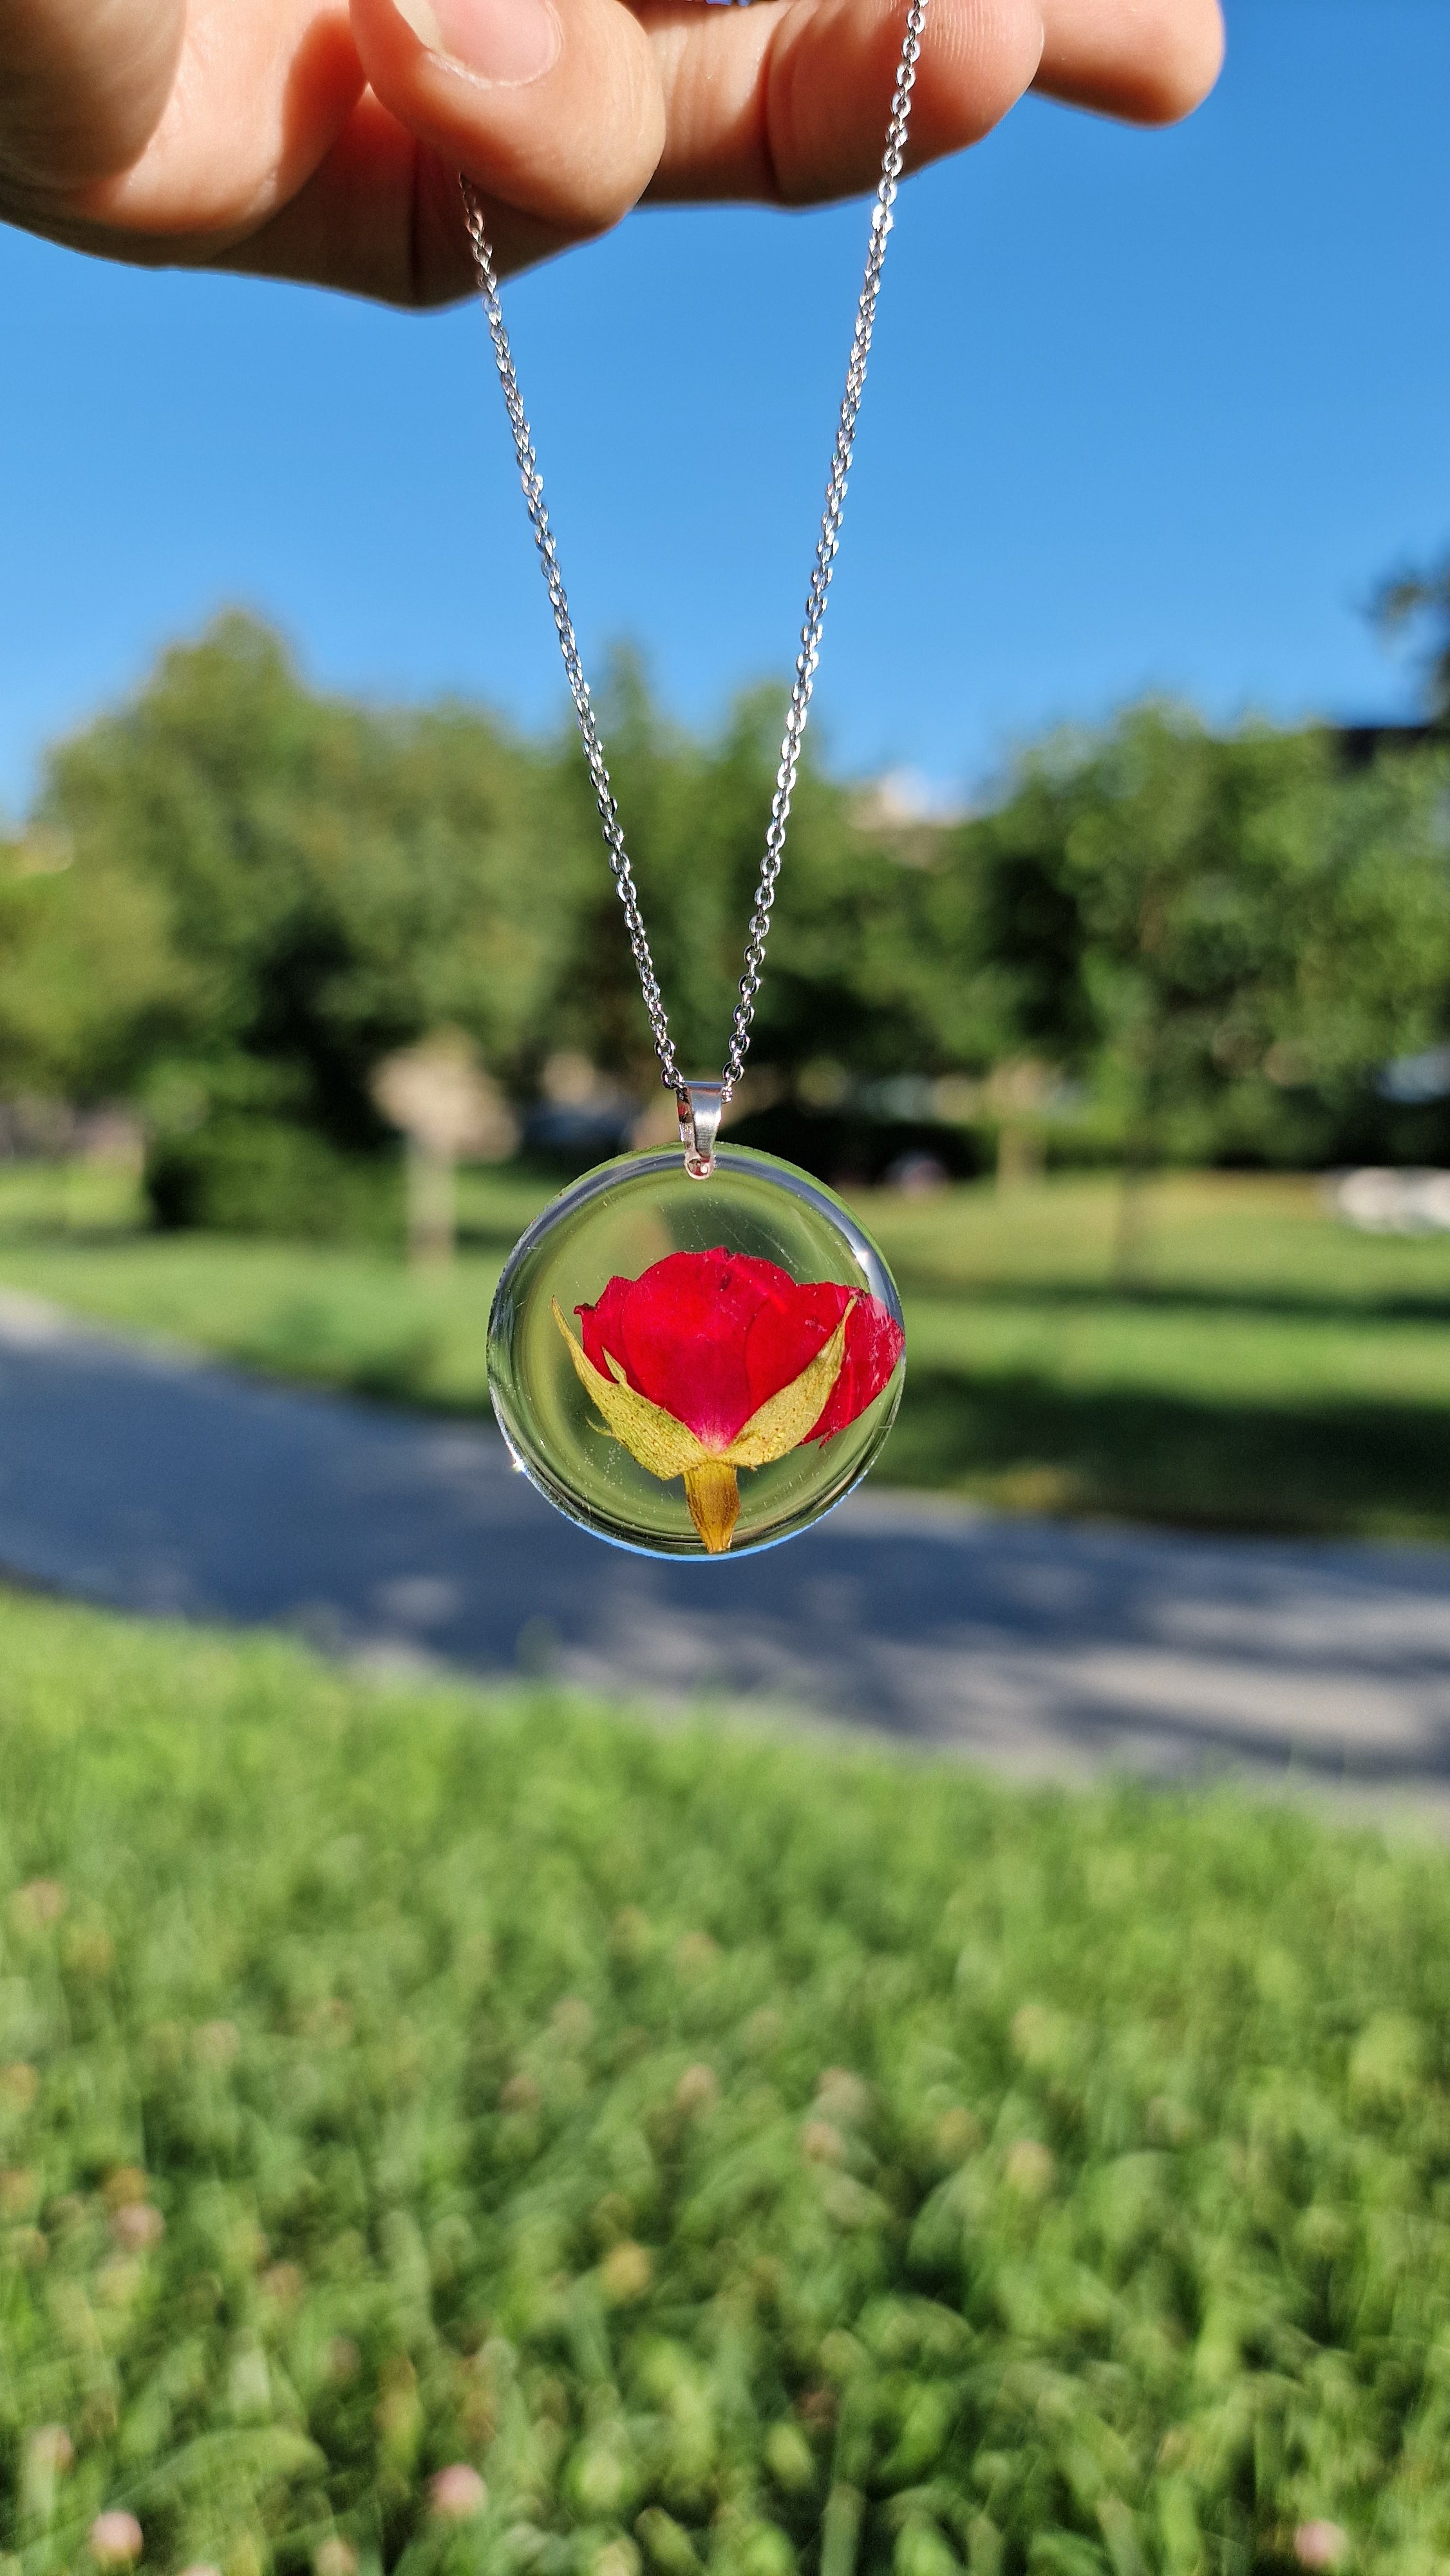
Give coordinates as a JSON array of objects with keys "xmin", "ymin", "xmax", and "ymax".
[{"xmin": 393, "ymin": 0, "xmax": 560, "ymax": 85}]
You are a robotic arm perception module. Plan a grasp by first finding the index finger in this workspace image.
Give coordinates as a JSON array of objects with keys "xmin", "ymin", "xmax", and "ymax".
[
  {"xmin": 639, "ymin": 0, "xmax": 1219, "ymax": 211},
  {"xmin": 1033, "ymin": 0, "xmax": 1223, "ymax": 124},
  {"xmin": 641, "ymin": 0, "xmax": 1045, "ymax": 204}
]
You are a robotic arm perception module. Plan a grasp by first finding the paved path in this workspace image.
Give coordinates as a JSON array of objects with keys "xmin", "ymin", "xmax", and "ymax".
[{"xmin": 1, "ymin": 1289, "xmax": 1449, "ymax": 1819}]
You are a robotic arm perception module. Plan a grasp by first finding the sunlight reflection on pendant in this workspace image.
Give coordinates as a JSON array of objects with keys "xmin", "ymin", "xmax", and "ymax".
[{"xmin": 487, "ymin": 1146, "xmax": 906, "ymax": 1559}]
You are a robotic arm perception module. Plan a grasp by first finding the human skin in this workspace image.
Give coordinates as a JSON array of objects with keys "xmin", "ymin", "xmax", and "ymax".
[{"xmin": 0, "ymin": 0, "xmax": 1223, "ymax": 306}]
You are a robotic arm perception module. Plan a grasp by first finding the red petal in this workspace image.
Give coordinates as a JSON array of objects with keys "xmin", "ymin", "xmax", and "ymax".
[
  {"xmin": 739, "ymin": 1273, "xmax": 856, "ymax": 1416},
  {"xmin": 806, "ymin": 1292, "xmax": 906, "ymax": 1442},
  {"xmin": 578, "ymin": 1251, "xmax": 780, "ymax": 1448},
  {"xmin": 576, "ymin": 1248, "xmax": 902, "ymax": 1454}
]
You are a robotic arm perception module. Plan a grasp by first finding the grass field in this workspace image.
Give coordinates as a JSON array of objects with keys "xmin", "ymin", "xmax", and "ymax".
[
  {"xmin": 3, "ymin": 1586, "xmax": 1450, "ymax": 2573},
  {"xmin": 0, "ymin": 1164, "xmax": 1447, "ymax": 1542}
]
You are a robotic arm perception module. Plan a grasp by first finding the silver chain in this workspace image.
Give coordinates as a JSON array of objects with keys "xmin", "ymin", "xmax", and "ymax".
[{"xmin": 462, "ymin": 0, "xmax": 928, "ymax": 1103}]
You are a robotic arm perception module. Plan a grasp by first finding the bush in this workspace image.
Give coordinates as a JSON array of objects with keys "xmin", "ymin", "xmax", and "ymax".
[
  {"xmin": 145, "ymin": 1117, "xmax": 402, "ymax": 1243},
  {"xmin": 3, "ymin": 1591, "xmax": 1450, "ymax": 2571}
]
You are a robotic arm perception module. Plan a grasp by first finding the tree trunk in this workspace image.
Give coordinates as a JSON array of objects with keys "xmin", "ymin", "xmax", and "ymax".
[
  {"xmin": 405, "ymin": 1135, "xmax": 455, "ymax": 1267},
  {"xmin": 996, "ymin": 1120, "xmax": 1044, "ymax": 1193},
  {"xmin": 1112, "ymin": 1042, "xmax": 1162, "ymax": 1291}
]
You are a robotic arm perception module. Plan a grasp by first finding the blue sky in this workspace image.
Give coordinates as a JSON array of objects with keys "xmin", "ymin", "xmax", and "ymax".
[{"xmin": 1, "ymin": 0, "xmax": 1447, "ymax": 818}]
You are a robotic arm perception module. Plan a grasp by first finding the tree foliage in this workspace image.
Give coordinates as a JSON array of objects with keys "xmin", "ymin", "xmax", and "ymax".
[
  {"xmin": 1372, "ymin": 550, "xmax": 1450, "ymax": 724},
  {"xmin": 5, "ymin": 620, "xmax": 1449, "ymax": 1176},
  {"xmin": 954, "ymin": 705, "xmax": 1450, "ymax": 1164},
  {"xmin": 37, "ymin": 613, "xmax": 583, "ymax": 1144}
]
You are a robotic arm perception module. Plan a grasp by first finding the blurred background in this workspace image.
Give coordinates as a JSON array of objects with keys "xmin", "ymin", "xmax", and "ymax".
[
  {"xmin": 7, "ymin": 6, "xmax": 1450, "ymax": 2573},
  {"xmin": 3, "ymin": 0, "xmax": 1450, "ymax": 1543}
]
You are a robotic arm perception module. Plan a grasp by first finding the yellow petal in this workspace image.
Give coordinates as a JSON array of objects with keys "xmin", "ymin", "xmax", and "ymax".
[
  {"xmin": 683, "ymin": 1462, "xmax": 740, "ymax": 1553},
  {"xmin": 551, "ymin": 1302, "xmax": 711, "ymax": 1482},
  {"xmin": 720, "ymin": 1309, "xmax": 852, "ymax": 1470}
]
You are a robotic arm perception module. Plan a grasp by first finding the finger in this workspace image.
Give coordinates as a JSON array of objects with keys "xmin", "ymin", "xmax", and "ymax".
[
  {"xmin": 71, "ymin": 0, "xmax": 364, "ymax": 240},
  {"xmin": 227, "ymin": 0, "xmax": 1043, "ymax": 301},
  {"xmin": 350, "ymin": 0, "xmax": 665, "ymax": 238},
  {"xmin": 0, "ymin": 0, "xmax": 184, "ymax": 191},
  {"xmin": 223, "ymin": 97, "xmax": 565, "ymax": 303},
  {"xmin": 643, "ymin": 0, "xmax": 1046, "ymax": 204},
  {"xmin": 1033, "ymin": 0, "xmax": 1223, "ymax": 122}
]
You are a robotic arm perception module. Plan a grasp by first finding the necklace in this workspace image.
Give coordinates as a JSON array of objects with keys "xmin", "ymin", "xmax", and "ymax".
[{"xmin": 473, "ymin": 1, "xmax": 927, "ymax": 1558}]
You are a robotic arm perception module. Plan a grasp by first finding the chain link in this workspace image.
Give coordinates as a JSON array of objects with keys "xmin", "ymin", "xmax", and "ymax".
[{"xmin": 462, "ymin": 0, "xmax": 928, "ymax": 1103}]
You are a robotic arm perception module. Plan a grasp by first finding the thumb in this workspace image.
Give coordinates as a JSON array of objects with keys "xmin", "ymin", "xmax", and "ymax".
[
  {"xmin": 0, "ymin": 0, "xmax": 185, "ymax": 193},
  {"xmin": 350, "ymin": 0, "xmax": 664, "ymax": 238}
]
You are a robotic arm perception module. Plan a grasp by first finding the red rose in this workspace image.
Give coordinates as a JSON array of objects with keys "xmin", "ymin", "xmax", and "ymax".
[{"xmin": 552, "ymin": 1248, "xmax": 903, "ymax": 1552}]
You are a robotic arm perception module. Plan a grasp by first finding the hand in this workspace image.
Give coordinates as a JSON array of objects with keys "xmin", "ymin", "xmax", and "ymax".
[{"xmin": 0, "ymin": 0, "xmax": 1223, "ymax": 304}]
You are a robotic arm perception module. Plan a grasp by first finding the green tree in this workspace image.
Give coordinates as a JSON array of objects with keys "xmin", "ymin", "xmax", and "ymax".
[
  {"xmin": 0, "ymin": 829, "xmax": 197, "ymax": 1103},
  {"xmin": 40, "ymin": 611, "xmax": 588, "ymax": 1144},
  {"xmin": 959, "ymin": 703, "xmax": 1450, "ymax": 1256},
  {"xmin": 1372, "ymin": 551, "xmax": 1450, "ymax": 723},
  {"xmin": 547, "ymin": 653, "xmax": 952, "ymax": 1088}
]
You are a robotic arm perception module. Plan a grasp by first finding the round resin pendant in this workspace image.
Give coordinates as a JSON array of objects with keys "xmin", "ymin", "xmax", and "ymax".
[{"xmin": 488, "ymin": 1144, "xmax": 906, "ymax": 1558}]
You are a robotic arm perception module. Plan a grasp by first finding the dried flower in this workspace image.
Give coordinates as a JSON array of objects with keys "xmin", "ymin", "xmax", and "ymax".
[
  {"xmin": 0, "ymin": 2167, "xmax": 37, "ymax": 2218},
  {"xmin": 599, "ymin": 2240, "xmax": 653, "ymax": 2302},
  {"xmin": 815, "ymin": 2069, "xmax": 870, "ymax": 2126},
  {"xmin": 89, "ymin": 2512, "xmax": 144, "ymax": 2566},
  {"xmin": 674, "ymin": 2063, "xmax": 719, "ymax": 2116},
  {"xmin": 609, "ymin": 1906, "xmax": 652, "ymax": 1961},
  {"xmin": 1004, "ymin": 2138, "xmax": 1056, "ymax": 2197},
  {"xmin": 103, "ymin": 2168, "xmax": 149, "ymax": 2211},
  {"xmin": 934, "ymin": 2106, "xmax": 982, "ymax": 2162},
  {"xmin": 64, "ymin": 1924, "xmax": 117, "ymax": 1978},
  {"xmin": 26, "ymin": 2425, "xmax": 74, "ymax": 2477},
  {"xmin": 12, "ymin": 1879, "xmax": 66, "ymax": 1931},
  {"xmin": 591, "ymin": 2544, "xmax": 639, "ymax": 2576},
  {"xmin": 97, "ymin": 2257, "xmax": 144, "ymax": 2306},
  {"xmin": 429, "ymin": 2465, "xmax": 487, "ymax": 2520},
  {"xmin": 110, "ymin": 2204, "xmax": 165, "ymax": 2253},
  {"xmin": 1295, "ymin": 2525, "xmax": 1350, "ymax": 2570},
  {"xmin": 554, "ymin": 1249, "xmax": 903, "ymax": 1551},
  {"xmin": 800, "ymin": 2121, "xmax": 846, "ymax": 2166}
]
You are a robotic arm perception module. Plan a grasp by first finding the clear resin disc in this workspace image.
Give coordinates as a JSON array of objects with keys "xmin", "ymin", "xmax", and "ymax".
[{"xmin": 487, "ymin": 1145, "xmax": 906, "ymax": 1558}]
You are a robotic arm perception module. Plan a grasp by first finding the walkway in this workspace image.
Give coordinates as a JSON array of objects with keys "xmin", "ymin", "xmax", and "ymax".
[{"xmin": 1, "ymin": 1291, "xmax": 1447, "ymax": 1818}]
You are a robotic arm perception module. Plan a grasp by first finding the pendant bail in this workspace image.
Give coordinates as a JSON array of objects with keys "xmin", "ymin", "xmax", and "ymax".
[{"xmin": 678, "ymin": 1081, "xmax": 725, "ymax": 1180}]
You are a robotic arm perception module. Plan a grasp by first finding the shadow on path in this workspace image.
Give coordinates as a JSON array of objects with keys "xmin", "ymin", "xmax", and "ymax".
[{"xmin": 1, "ymin": 1291, "xmax": 1447, "ymax": 1815}]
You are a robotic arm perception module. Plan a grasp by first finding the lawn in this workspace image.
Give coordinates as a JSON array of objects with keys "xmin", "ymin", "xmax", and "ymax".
[
  {"xmin": 3, "ymin": 1585, "xmax": 1450, "ymax": 2572},
  {"xmin": 0, "ymin": 1164, "xmax": 1447, "ymax": 1542}
]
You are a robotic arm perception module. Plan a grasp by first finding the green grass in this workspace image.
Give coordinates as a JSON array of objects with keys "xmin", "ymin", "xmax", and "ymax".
[
  {"xmin": 1, "ymin": 1165, "xmax": 1448, "ymax": 1540},
  {"xmin": 1, "ymin": 1589, "xmax": 1450, "ymax": 2573}
]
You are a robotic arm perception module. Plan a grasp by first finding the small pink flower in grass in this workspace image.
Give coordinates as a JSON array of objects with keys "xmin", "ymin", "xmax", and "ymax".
[
  {"xmin": 89, "ymin": 2512, "xmax": 144, "ymax": 2566},
  {"xmin": 674, "ymin": 2063, "xmax": 719, "ymax": 2117},
  {"xmin": 314, "ymin": 2543, "xmax": 357, "ymax": 2576},
  {"xmin": 110, "ymin": 2202, "xmax": 164, "ymax": 2253},
  {"xmin": 194, "ymin": 2019, "xmax": 240, "ymax": 2069},
  {"xmin": 429, "ymin": 2465, "xmax": 487, "ymax": 2521},
  {"xmin": 1004, "ymin": 2138, "xmax": 1057, "ymax": 2197},
  {"xmin": 178, "ymin": 2564, "xmax": 222, "ymax": 2576},
  {"xmin": 12, "ymin": 1879, "xmax": 66, "ymax": 1931},
  {"xmin": 25, "ymin": 2425, "xmax": 73, "ymax": 2477},
  {"xmin": 1295, "ymin": 2526, "xmax": 1349, "ymax": 2570}
]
